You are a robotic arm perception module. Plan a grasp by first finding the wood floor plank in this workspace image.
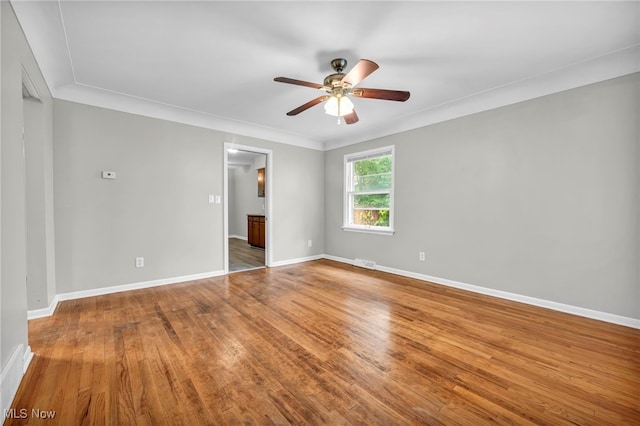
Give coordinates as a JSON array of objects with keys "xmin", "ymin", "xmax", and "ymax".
[
  {"xmin": 229, "ymin": 237, "xmax": 265, "ymax": 272},
  {"xmin": 7, "ymin": 259, "xmax": 640, "ymax": 425}
]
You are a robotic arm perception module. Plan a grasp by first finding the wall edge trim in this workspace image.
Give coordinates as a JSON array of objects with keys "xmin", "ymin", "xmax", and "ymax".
[
  {"xmin": 26, "ymin": 255, "xmax": 639, "ymax": 329},
  {"xmin": 27, "ymin": 295, "xmax": 60, "ymax": 320},
  {"xmin": 28, "ymin": 270, "xmax": 225, "ymax": 318},
  {"xmin": 1, "ymin": 344, "xmax": 33, "ymax": 421},
  {"xmin": 322, "ymin": 255, "xmax": 640, "ymax": 329},
  {"xmin": 270, "ymin": 255, "xmax": 325, "ymax": 268}
]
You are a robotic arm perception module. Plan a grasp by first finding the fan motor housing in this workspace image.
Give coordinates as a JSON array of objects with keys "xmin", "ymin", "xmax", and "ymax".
[
  {"xmin": 330, "ymin": 58, "xmax": 347, "ymax": 72},
  {"xmin": 273, "ymin": 57, "xmax": 409, "ymax": 124},
  {"xmin": 323, "ymin": 73, "xmax": 346, "ymax": 88}
]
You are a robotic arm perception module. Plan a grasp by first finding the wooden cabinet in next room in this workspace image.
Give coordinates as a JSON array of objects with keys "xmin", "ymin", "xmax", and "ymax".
[{"xmin": 247, "ymin": 214, "xmax": 265, "ymax": 249}]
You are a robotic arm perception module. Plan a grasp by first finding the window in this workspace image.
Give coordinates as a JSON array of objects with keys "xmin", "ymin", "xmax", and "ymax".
[{"xmin": 343, "ymin": 146, "xmax": 395, "ymax": 235}]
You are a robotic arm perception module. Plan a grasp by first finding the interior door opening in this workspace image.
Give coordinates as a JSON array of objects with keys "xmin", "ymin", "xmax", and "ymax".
[{"xmin": 224, "ymin": 145, "xmax": 272, "ymax": 273}]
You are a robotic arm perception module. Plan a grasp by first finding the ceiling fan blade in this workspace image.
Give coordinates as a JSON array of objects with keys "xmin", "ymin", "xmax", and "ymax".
[
  {"xmin": 343, "ymin": 109, "xmax": 359, "ymax": 125},
  {"xmin": 286, "ymin": 96, "xmax": 329, "ymax": 116},
  {"xmin": 341, "ymin": 59, "xmax": 379, "ymax": 87},
  {"xmin": 274, "ymin": 77, "xmax": 324, "ymax": 89},
  {"xmin": 351, "ymin": 88, "xmax": 410, "ymax": 102}
]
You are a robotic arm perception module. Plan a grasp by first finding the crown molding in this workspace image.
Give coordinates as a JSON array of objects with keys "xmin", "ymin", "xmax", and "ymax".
[
  {"xmin": 323, "ymin": 44, "xmax": 640, "ymax": 151},
  {"xmin": 51, "ymin": 45, "xmax": 639, "ymax": 153},
  {"xmin": 54, "ymin": 83, "xmax": 326, "ymax": 150}
]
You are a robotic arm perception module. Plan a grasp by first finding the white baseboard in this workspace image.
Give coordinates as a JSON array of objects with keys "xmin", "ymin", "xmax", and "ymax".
[
  {"xmin": 1, "ymin": 344, "xmax": 33, "ymax": 420},
  {"xmin": 28, "ymin": 270, "xmax": 225, "ymax": 319},
  {"xmin": 28, "ymin": 258, "xmax": 320, "ymax": 320},
  {"xmin": 324, "ymin": 255, "xmax": 640, "ymax": 330},
  {"xmin": 323, "ymin": 255, "xmax": 355, "ymax": 265},
  {"xmin": 26, "ymin": 254, "xmax": 639, "ymax": 330},
  {"xmin": 56, "ymin": 270, "xmax": 226, "ymax": 302},
  {"xmin": 23, "ymin": 349, "xmax": 34, "ymax": 374},
  {"xmin": 27, "ymin": 295, "xmax": 61, "ymax": 320},
  {"xmin": 229, "ymin": 235, "xmax": 247, "ymax": 241},
  {"xmin": 270, "ymin": 254, "xmax": 324, "ymax": 268}
]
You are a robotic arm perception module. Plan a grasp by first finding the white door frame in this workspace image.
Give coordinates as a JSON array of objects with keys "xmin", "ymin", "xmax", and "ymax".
[{"xmin": 223, "ymin": 143, "xmax": 273, "ymax": 274}]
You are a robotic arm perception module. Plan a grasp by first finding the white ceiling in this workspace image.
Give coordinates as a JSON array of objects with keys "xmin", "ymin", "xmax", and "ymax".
[{"xmin": 11, "ymin": 1, "xmax": 640, "ymax": 151}]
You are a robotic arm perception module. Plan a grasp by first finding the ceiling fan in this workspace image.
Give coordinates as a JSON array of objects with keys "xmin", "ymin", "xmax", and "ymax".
[{"xmin": 274, "ymin": 58, "xmax": 410, "ymax": 125}]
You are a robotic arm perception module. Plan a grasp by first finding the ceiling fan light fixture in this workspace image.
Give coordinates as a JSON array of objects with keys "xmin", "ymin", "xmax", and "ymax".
[
  {"xmin": 324, "ymin": 95, "xmax": 354, "ymax": 117},
  {"xmin": 274, "ymin": 58, "xmax": 408, "ymax": 125}
]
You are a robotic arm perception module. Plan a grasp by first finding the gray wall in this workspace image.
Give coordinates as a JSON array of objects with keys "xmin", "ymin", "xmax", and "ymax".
[
  {"xmin": 228, "ymin": 165, "xmax": 239, "ymax": 236},
  {"xmin": 25, "ymin": 98, "xmax": 56, "ymax": 310},
  {"xmin": 228, "ymin": 164, "xmax": 265, "ymax": 238},
  {"xmin": 3, "ymin": 0, "xmax": 635, "ymax": 411},
  {"xmin": 54, "ymin": 100, "xmax": 226, "ymax": 292},
  {"xmin": 53, "ymin": 100, "xmax": 325, "ymax": 293},
  {"xmin": 1, "ymin": 0, "xmax": 54, "ymax": 405},
  {"xmin": 325, "ymin": 73, "xmax": 639, "ymax": 319},
  {"xmin": 269, "ymin": 142, "xmax": 324, "ymax": 261},
  {"xmin": 225, "ymin": 142, "xmax": 324, "ymax": 262}
]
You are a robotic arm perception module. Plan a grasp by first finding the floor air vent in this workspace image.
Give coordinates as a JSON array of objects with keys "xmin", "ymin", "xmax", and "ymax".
[{"xmin": 354, "ymin": 258, "xmax": 376, "ymax": 270}]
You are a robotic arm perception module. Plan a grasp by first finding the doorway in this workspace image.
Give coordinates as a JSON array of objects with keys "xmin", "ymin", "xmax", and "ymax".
[
  {"xmin": 22, "ymin": 66, "xmax": 55, "ymax": 314},
  {"xmin": 223, "ymin": 144, "xmax": 272, "ymax": 273}
]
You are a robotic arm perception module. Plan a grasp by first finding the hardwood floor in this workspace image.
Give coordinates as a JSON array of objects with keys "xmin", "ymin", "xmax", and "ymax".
[
  {"xmin": 8, "ymin": 260, "xmax": 640, "ymax": 425},
  {"xmin": 229, "ymin": 237, "xmax": 264, "ymax": 272}
]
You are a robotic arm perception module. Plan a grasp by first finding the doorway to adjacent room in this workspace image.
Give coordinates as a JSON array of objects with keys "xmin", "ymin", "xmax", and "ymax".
[{"xmin": 224, "ymin": 144, "xmax": 272, "ymax": 273}]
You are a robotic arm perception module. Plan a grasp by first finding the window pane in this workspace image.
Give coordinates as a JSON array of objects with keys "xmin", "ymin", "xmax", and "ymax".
[
  {"xmin": 344, "ymin": 146, "xmax": 394, "ymax": 232},
  {"xmin": 352, "ymin": 209, "xmax": 390, "ymax": 227},
  {"xmin": 354, "ymin": 193, "xmax": 389, "ymax": 209},
  {"xmin": 354, "ymin": 156, "xmax": 391, "ymax": 176},
  {"xmin": 354, "ymin": 173, "xmax": 391, "ymax": 191}
]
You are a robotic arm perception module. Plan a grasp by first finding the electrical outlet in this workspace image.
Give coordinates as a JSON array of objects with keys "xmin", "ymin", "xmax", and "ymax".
[
  {"xmin": 308, "ymin": 240, "xmax": 313, "ymax": 247},
  {"xmin": 135, "ymin": 257, "xmax": 144, "ymax": 268},
  {"xmin": 419, "ymin": 252, "xmax": 425, "ymax": 261}
]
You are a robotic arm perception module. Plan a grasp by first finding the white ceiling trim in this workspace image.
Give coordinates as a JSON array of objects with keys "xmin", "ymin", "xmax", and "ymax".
[
  {"xmin": 323, "ymin": 44, "xmax": 640, "ymax": 150},
  {"xmin": 56, "ymin": 0, "xmax": 78, "ymax": 82},
  {"xmin": 52, "ymin": 44, "xmax": 639, "ymax": 152},
  {"xmin": 11, "ymin": 1, "xmax": 640, "ymax": 152},
  {"xmin": 54, "ymin": 82, "xmax": 325, "ymax": 150},
  {"xmin": 11, "ymin": 0, "xmax": 74, "ymax": 90}
]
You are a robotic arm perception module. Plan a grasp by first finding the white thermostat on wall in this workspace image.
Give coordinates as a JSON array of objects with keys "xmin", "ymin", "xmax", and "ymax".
[{"xmin": 101, "ymin": 171, "xmax": 116, "ymax": 179}]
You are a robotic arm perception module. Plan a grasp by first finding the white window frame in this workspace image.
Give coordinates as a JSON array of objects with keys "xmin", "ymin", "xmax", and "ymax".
[{"xmin": 342, "ymin": 145, "xmax": 395, "ymax": 235}]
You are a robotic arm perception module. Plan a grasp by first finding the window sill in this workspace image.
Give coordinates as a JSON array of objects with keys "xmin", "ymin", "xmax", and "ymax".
[{"xmin": 341, "ymin": 226, "xmax": 395, "ymax": 236}]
